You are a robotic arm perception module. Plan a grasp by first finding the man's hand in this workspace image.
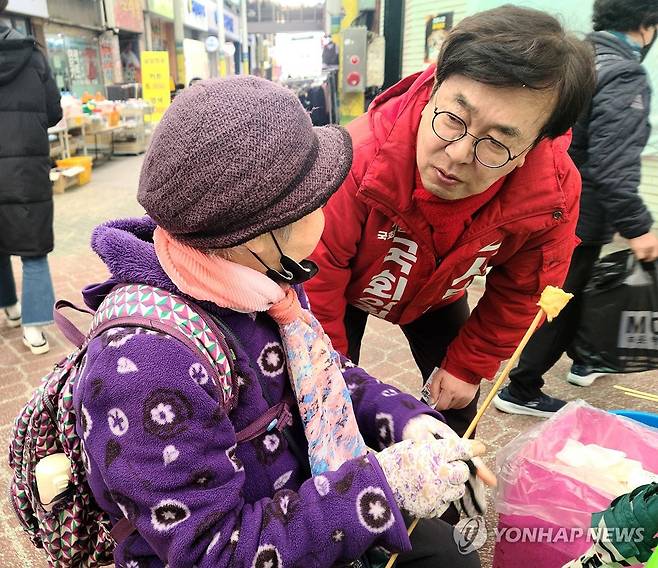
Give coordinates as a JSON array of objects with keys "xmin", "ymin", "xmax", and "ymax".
[
  {"xmin": 424, "ymin": 368, "xmax": 479, "ymax": 411},
  {"xmin": 629, "ymin": 232, "xmax": 658, "ymax": 262}
]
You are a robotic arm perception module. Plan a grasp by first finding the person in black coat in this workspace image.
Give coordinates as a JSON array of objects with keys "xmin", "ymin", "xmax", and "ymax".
[
  {"xmin": 0, "ymin": 0, "xmax": 62, "ymax": 355},
  {"xmin": 495, "ymin": 0, "xmax": 658, "ymax": 416}
]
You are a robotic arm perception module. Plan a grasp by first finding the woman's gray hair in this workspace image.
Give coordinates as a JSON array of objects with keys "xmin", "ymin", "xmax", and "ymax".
[{"xmin": 205, "ymin": 223, "xmax": 294, "ymax": 259}]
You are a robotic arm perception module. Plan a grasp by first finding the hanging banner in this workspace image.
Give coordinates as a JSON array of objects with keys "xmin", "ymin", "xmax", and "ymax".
[
  {"xmin": 424, "ymin": 12, "xmax": 453, "ymax": 64},
  {"xmin": 141, "ymin": 51, "xmax": 171, "ymax": 122},
  {"xmin": 149, "ymin": 0, "xmax": 174, "ymax": 20},
  {"xmin": 6, "ymin": 0, "xmax": 48, "ymax": 18},
  {"xmin": 115, "ymin": 0, "xmax": 144, "ymax": 33},
  {"xmin": 184, "ymin": 0, "xmax": 208, "ymax": 31}
]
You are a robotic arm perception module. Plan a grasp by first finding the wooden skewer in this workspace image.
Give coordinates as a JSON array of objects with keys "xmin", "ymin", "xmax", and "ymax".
[
  {"xmin": 463, "ymin": 310, "xmax": 544, "ymax": 438},
  {"xmin": 613, "ymin": 384, "xmax": 658, "ymax": 401},
  {"xmin": 621, "ymin": 391, "xmax": 658, "ymax": 404},
  {"xmin": 384, "ymin": 308, "xmax": 547, "ymax": 568}
]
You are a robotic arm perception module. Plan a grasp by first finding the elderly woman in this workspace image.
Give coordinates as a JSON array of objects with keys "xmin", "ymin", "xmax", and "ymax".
[{"xmin": 73, "ymin": 77, "xmax": 484, "ymax": 568}]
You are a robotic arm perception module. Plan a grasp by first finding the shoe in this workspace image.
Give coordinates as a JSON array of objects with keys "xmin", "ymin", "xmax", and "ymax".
[
  {"xmin": 3, "ymin": 302, "xmax": 21, "ymax": 328},
  {"xmin": 566, "ymin": 364, "xmax": 607, "ymax": 387},
  {"xmin": 22, "ymin": 325, "xmax": 50, "ymax": 355},
  {"xmin": 493, "ymin": 386, "xmax": 567, "ymax": 418}
]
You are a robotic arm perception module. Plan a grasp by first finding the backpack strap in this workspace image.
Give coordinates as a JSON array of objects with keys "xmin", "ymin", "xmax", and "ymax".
[
  {"xmin": 91, "ymin": 284, "xmax": 237, "ymax": 411},
  {"xmin": 54, "ymin": 284, "xmax": 238, "ymax": 412},
  {"xmin": 110, "ymin": 518, "xmax": 136, "ymax": 546},
  {"xmin": 53, "ymin": 300, "xmax": 95, "ymax": 349}
]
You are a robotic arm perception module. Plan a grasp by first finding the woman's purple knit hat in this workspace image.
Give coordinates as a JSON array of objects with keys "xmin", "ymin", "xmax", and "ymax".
[{"xmin": 137, "ymin": 75, "xmax": 352, "ymax": 248}]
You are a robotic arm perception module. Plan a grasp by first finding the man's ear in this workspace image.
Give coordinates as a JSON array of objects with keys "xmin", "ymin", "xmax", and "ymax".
[{"xmin": 516, "ymin": 136, "xmax": 541, "ymax": 169}]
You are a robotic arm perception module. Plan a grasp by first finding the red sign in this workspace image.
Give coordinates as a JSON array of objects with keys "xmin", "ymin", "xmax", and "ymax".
[
  {"xmin": 115, "ymin": 0, "xmax": 144, "ymax": 33},
  {"xmin": 346, "ymin": 72, "xmax": 361, "ymax": 87}
]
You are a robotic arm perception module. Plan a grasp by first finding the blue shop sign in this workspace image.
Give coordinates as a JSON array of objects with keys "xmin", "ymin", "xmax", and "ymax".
[
  {"xmin": 191, "ymin": 1, "xmax": 205, "ymax": 17},
  {"xmin": 224, "ymin": 14, "xmax": 234, "ymax": 34}
]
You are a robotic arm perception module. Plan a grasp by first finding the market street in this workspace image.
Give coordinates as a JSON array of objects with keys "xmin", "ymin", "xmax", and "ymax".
[{"xmin": 0, "ymin": 156, "xmax": 656, "ymax": 567}]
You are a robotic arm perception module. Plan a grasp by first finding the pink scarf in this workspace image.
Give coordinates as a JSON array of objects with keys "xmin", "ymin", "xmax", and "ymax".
[{"xmin": 153, "ymin": 227, "xmax": 366, "ymax": 475}]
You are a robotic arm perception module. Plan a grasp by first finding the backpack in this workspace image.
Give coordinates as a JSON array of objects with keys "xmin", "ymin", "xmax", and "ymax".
[{"xmin": 7, "ymin": 283, "xmax": 292, "ymax": 567}]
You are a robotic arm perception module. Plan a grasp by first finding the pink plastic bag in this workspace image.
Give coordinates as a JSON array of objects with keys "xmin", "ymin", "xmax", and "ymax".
[{"xmin": 493, "ymin": 401, "xmax": 658, "ymax": 567}]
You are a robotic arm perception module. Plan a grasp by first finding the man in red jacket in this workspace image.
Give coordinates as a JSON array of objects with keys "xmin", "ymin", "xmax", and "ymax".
[{"xmin": 306, "ymin": 5, "xmax": 596, "ymax": 436}]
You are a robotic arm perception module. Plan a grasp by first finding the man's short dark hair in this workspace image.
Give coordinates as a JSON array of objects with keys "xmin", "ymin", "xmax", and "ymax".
[
  {"xmin": 593, "ymin": 0, "xmax": 658, "ymax": 32},
  {"xmin": 433, "ymin": 5, "xmax": 596, "ymax": 140},
  {"xmin": 0, "ymin": 0, "xmax": 8, "ymax": 15}
]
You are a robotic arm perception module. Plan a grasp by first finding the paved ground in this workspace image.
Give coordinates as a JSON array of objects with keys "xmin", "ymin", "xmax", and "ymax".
[{"xmin": 0, "ymin": 156, "xmax": 656, "ymax": 567}]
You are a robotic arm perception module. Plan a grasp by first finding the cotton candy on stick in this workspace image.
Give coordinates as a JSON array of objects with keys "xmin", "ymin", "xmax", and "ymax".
[{"xmin": 384, "ymin": 286, "xmax": 573, "ymax": 568}]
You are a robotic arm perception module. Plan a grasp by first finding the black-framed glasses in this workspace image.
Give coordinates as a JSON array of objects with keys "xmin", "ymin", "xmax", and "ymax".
[{"xmin": 432, "ymin": 109, "xmax": 534, "ymax": 169}]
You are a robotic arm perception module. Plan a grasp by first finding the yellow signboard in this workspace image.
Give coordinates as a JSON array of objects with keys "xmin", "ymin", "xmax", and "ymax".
[{"xmin": 141, "ymin": 51, "xmax": 170, "ymax": 122}]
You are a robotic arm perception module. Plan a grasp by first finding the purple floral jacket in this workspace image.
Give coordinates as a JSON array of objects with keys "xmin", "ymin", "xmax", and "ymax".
[{"xmin": 72, "ymin": 217, "xmax": 443, "ymax": 568}]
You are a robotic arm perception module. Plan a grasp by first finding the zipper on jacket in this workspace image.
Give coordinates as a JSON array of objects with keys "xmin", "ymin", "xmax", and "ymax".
[
  {"xmin": 456, "ymin": 207, "xmax": 562, "ymax": 248},
  {"xmin": 361, "ymin": 185, "xmax": 561, "ymax": 252}
]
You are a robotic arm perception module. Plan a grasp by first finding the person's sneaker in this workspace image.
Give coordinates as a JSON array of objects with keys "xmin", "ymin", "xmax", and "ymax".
[
  {"xmin": 493, "ymin": 385, "xmax": 567, "ymax": 418},
  {"xmin": 3, "ymin": 302, "xmax": 21, "ymax": 328},
  {"xmin": 22, "ymin": 325, "xmax": 50, "ymax": 355},
  {"xmin": 566, "ymin": 364, "xmax": 607, "ymax": 387}
]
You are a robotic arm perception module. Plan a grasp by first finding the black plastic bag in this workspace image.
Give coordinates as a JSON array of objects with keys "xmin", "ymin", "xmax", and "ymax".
[{"xmin": 570, "ymin": 249, "xmax": 658, "ymax": 373}]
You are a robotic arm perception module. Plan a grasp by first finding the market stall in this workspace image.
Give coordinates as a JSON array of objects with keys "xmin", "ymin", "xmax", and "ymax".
[{"xmin": 48, "ymin": 93, "xmax": 154, "ymax": 192}]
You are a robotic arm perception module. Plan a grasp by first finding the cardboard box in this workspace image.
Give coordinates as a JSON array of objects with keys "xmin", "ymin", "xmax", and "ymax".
[{"xmin": 50, "ymin": 166, "xmax": 84, "ymax": 194}]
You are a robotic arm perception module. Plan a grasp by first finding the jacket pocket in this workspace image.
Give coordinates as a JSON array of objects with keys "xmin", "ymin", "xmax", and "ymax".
[{"xmin": 538, "ymin": 240, "xmax": 576, "ymax": 290}]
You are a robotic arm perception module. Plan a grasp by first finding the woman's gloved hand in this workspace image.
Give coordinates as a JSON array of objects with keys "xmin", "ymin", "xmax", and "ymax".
[
  {"xmin": 402, "ymin": 413, "xmax": 460, "ymax": 443},
  {"xmin": 376, "ymin": 437, "xmax": 485, "ymax": 519},
  {"xmin": 402, "ymin": 414, "xmax": 495, "ymax": 517}
]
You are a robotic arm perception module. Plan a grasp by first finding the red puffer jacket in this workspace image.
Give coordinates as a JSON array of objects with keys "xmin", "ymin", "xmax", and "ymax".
[{"xmin": 306, "ymin": 65, "xmax": 581, "ymax": 384}]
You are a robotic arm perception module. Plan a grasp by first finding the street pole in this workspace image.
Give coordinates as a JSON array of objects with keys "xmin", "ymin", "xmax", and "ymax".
[
  {"xmin": 144, "ymin": 12, "xmax": 153, "ymax": 51},
  {"xmin": 218, "ymin": 0, "xmax": 227, "ymax": 76},
  {"xmin": 240, "ymin": 0, "xmax": 249, "ymax": 74},
  {"xmin": 173, "ymin": 0, "xmax": 186, "ymax": 84},
  {"xmin": 338, "ymin": 0, "xmax": 363, "ymax": 124}
]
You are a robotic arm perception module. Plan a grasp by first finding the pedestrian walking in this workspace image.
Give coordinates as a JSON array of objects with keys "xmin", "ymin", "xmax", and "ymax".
[
  {"xmin": 0, "ymin": 0, "xmax": 62, "ymax": 355},
  {"xmin": 495, "ymin": 0, "xmax": 658, "ymax": 417}
]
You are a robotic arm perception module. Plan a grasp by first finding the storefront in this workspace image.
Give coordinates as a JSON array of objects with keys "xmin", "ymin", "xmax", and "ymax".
[
  {"xmin": 147, "ymin": 0, "xmax": 177, "ymax": 83},
  {"xmin": 40, "ymin": 0, "xmax": 105, "ymax": 97},
  {"xmin": 1, "ymin": 0, "xmax": 49, "ymax": 37},
  {"xmin": 223, "ymin": 6, "xmax": 241, "ymax": 76},
  {"xmin": 113, "ymin": 0, "xmax": 145, "ymax": 84},
  {"xmin": 401, "ymin": 0, "xmax": 467, "ymax": 77},
  {"xmin": 99, "ymin": 30, "xmax": 122, "ymax": 86},
  {"xmin": 45, "ymin": 24, "xmax": 104, "ymax": 97},
  {"xmin": 184, "ymin": 0, "xmax": 209, "ymax": 33},
  {"xmin": 183, "ymin": 0, "xmax": 210, "ymax": 84}
]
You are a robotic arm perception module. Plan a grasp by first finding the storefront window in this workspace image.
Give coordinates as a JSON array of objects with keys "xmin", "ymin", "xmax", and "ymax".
[
  {"xmin": 0, "ymin": 15, "xmax": 32, "ymax": 36},
  {"xmin": 119, "ymin": 35, "xmax": 142, "ymax": 83},
  {"xmin": 45, "ymin": 27, "xmax": 103, "ymax": 97}
]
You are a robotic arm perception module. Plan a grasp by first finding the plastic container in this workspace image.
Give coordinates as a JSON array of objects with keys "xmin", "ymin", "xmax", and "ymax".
[
  {"xmin": 493, "ymin": 401, "xmax": 658, "ymax": 568},
  {"xmin": 611, "ymin": 410, "xmax": 658, "ymax": 429},
  {"xmin": 35, "ymin": 453, "xmax": 72, "ymax": 511},
  {"xmin": 56, "ymin": 156, "xmax": 93, "ymax": 185}
]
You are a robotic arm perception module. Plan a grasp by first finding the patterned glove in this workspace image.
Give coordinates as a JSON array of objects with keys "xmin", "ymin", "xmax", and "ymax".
[
  {"xmin": 402, "ymin": 414, "xmax": 488, "ymax": 517},
  {"xmin": 376, "ymin": 437, "xmax": 476, "ymax": 519}
]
